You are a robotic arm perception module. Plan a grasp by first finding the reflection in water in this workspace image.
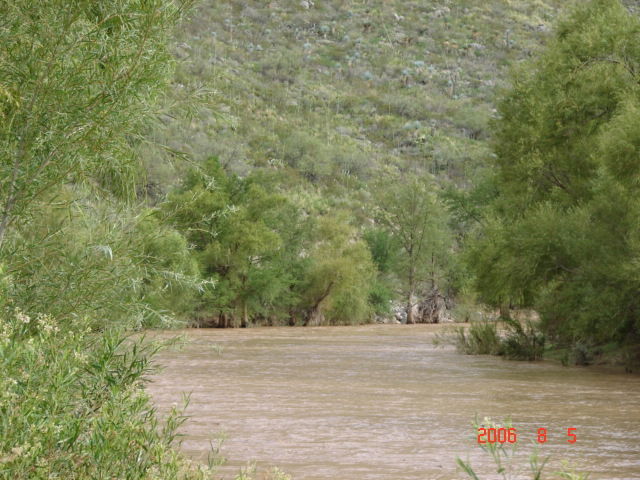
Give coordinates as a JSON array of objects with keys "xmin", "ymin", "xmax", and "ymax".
[{"xmin": 148, "ymin": 325, "xmax": 640, "ymax": 480}]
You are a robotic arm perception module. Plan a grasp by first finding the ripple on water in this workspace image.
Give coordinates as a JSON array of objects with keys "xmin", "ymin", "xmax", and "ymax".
[{"xmin": 148, "ymin": 325, "xmax": 640, "ymax": 480}]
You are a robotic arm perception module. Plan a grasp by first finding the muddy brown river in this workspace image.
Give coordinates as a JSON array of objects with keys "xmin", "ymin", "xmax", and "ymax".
[{"xmin": 148, "ymin": 325, "xmax": 640, "ymax": 479}]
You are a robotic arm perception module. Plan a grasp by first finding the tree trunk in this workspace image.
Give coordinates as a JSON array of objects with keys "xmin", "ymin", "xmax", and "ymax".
[
  {"xmin": 406, "ymin": 260, "xmax": 416, "ymax": 324},
  {"xmin": 0, "ymin": 213, "xmax": 10, "ymax": 251},
  {"xmin": 430, "ymin": 253, "xmax": 436, "ymax": 290},
  {"xmin": 305, "ymin": 281, "xmax": 334, "ymax": 327},
  {"xmin": 307, "ymin": 307, "xmax": 325, "ymax": 327},
  {"xmin": 240, "ymin": 302, "xmax": 248, "ymax": 328},
  {"xmin": 499, "ymin": 303, "xmax": 511, "ymax": 320},
  {"xmin": 418, "ymin": 287, "xmax": 449, "ymax": 323},
  {"xmin": 406, "ymin": 292, "xmax": 415, "ymax": 324}
]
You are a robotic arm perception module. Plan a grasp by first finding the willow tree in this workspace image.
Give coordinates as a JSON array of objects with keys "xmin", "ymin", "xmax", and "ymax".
[
  {"xmin": 163, "ymin": 157, "xmax": 297, "ymax": 327},
  {"xmin": 302, "ymin": 213, "xmax": 376, "ymax": 326},
  {"xmin": 469, "ymin": 0, "xmax": 640, "ymax": 347},
  {"xmin": 0, "ymin": 0, "xmax": 190, "ymax": 248},
  {"xmin": 375, "ymin": 176, "xmax": 452, "ymax": 324}
]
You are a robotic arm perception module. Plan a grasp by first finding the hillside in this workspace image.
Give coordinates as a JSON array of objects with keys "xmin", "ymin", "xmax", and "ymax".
[{"xmin": 149, "ymin": 0, "xmax": 568, "ymax": 199}]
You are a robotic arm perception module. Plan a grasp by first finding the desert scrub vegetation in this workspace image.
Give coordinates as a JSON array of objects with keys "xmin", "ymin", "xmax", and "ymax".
[{"xmin": 153, "ymin": 0, "xmax": 568, "ymax": 194}]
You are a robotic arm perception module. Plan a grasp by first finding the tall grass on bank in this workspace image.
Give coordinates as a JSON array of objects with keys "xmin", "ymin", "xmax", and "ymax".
[
  {"xmin": 454, "ymin": 320, "xmax": 502, "ymax": 355},
  {"xmin": 500, "ymin": 317, "xmax": 545, "ymax": 361},
  {"xmin": 444, "ymin": 317, "xmax": 546, "ymax": 360}
]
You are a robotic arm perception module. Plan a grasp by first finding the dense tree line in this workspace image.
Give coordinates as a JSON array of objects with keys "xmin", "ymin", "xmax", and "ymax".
[
  {"xmin": 158, "ymin": 157, "xmax": 378, "ymax": 326},
  {"xmin": 466, "ymin": 0, "xmax": 640, "ymax": 356}
]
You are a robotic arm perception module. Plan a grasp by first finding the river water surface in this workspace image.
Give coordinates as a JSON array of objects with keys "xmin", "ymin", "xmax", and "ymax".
[{"xmin": 148, "ymin": 325, "xmax": 640, "ymax": 480}]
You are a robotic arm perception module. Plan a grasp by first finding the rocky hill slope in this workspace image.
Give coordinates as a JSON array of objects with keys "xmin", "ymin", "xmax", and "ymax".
[{"xmin": 149, "ymin": 0, "xmax": 571, "ymax": 199}]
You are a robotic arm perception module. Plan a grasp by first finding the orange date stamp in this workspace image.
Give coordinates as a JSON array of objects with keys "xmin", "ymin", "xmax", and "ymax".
[{"xmin": 477, "ymin": 427, "xmax": 577, "ymax": 444}]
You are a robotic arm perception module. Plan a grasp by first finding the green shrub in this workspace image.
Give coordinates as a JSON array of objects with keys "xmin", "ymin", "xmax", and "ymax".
[
  {"xmin": 137, "ymin": 213, "xmax": 205, "ymax": 327},
  {"xmin": 368, "ymin": 280, "xmax": 394, "ymax": 316},
  {"xmin": 455, "ymin": 321, "xmax": 502, "ymax": 355},
  {"xmin": 449, "ymin": 317, "xmax": 547, "ymax": 361},
  {"xmin": 5, "ymin": 196, "xmax": 148, "ymax": 330},
  {"xmin": 568, "ymin": 341, "xmax": 594, "ymax": 366},
  {"xmin": 0, "ymin": 310, "xmax": 212, "ymax": 480},
  {"xmin": 0, "ymin": 0, "xmax": 188, "ymax": 249},
  {"xmin": 501, "ymin": 317, "xmax": 545, "ymax": 361},
  {"xmin": 3, "ymin": 196, "xmax": 205, "ymax": 331}
]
